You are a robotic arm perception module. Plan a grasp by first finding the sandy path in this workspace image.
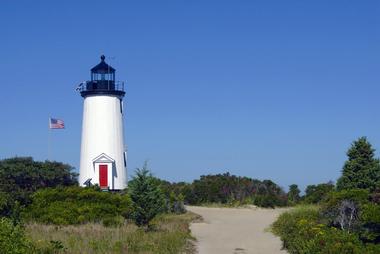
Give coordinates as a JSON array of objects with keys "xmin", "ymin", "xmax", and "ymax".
[{"xmin": 187, "ymin": 206, "xmax": 288, "ymax": 254}]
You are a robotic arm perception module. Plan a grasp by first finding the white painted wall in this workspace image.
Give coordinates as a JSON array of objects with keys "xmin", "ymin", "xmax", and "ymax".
[{"xmin": 79, "ymin": 95, "xmax": 127, "ymax": 190}]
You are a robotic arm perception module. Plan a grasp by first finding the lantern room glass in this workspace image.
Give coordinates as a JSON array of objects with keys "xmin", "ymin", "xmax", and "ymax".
[{"xmin": 92, "ymin": 73, "xmax": 115, "ymax": 82}]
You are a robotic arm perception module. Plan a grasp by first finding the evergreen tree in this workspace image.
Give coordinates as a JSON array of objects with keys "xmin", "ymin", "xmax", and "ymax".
[
  {"xmin": 129, "ymin": 163, "xmax": 166, "ymax": 228},
  {"xmin": 337, "ymin": 137, "xmax": 380, "ymax": 192},
  {"xmin": 288, "ymin": 184, "xmax": 301, "ymax": 205}
]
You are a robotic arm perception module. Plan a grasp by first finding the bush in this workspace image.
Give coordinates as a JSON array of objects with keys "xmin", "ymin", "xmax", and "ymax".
[
  {"xmin": 321, "ymin": 189, "xmax": 370, "ymax": 232},
  {"xmin": 168, "ymin": 192, "xmax": 186, "ymax": 214},
  {"xmin": 303, "ymin": 182, "xmax": 335, "ymax": 204},
  {"xmin": 23, "ymin": 186, "xmax": 132, "ymax": 225},
  {"xmin": 319, "ymin": 189, "xmax": 380, "ymax": 244},
  {"xmin": 253, "ymin": 194, "xmax": 286, "ymax": 208},
  {"xmin": 360, "ymin": 203, "xmax": 380, "ymax": 243},
  {"xmin": 272, "ymin": 205, "xmax": 380, "ymax": 254},
  {"xmin": 370, "ymin": 188, "xmax": 380, "ymax": 204},
  {"xmin": 0, "ymin": 157, "xmax": 77, "ymax": 217},
  {"xmin": 0, "ymin": 217, "xmax": 87, "ymax": 254},
  {"xmin": 0, "ymin": 218, "xmax": 31, "ymax": 254},
  {"xmin": 272, "ymin": 205, "xmax": 321, "ymax": 251}
]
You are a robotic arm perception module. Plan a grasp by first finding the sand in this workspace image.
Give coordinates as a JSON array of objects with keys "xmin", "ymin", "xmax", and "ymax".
[{"xmin": 187, "ymin": 206, "xmax": 288, "ymax": 254}]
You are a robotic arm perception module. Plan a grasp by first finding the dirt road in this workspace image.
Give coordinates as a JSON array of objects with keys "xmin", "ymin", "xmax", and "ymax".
[{"xmin": 187, "ymin": 206, "xmax": 288, "ymax": 254}]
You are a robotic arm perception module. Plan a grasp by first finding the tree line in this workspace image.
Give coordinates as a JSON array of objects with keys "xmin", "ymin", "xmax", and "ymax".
[{"xmin": 0, "ymin": 136, "xmax": 379, "ymax": 252}]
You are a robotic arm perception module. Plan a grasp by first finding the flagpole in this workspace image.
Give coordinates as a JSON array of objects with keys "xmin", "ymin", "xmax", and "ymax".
[{"xmin": 48, "ymin": 117, "xmax": 51, "ymax": 161}]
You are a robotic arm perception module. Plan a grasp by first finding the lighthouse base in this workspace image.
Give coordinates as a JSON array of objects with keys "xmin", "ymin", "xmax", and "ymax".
[{"xmin": 79, "ymin": 94, "xmax": 127, "ymax": 190}]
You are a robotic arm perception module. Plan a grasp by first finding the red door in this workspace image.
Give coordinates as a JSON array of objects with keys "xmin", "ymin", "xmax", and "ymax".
[{"xmin": 99, "ymin": 165, "xmax": 108, "ymax": 188}]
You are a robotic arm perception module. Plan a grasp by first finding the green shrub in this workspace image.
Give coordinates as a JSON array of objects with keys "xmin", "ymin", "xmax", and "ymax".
[
  {"xmin": 0, "ymin": 157, "xmax": 77, "ymax": 219},
  {"xmin": 272, "ymin": 205, "xmax": 321, "ymax": 252},
  {"xmin": 370, "ymin": 188, "xmax": 380, "ymax": 204},
  {"xmin": 303, "ymin": 182, "xmax": 335, "ymax": 204},
  {"xmin": 253, "ymin": 194, "xmax": 285, "ymax": 208},
  {"xmin": 320, "ymin": 189, "xmax": 370, "ymax": 232},
  {"xmin": 168, "ymin": 192, "xmax": 186, "ymax": 214},
  {"xmin": 23, "ymin": 186, "xmax": 132, "ymax": 225},
  {"xmin": 0, "ymin": 192, "xmax": 13, "ymax": 217},
  {"xmin": 306, "ymin": 228, "xmax": 368, "ymax": 254},
  {"xmin": 0, "ymin": 217, "xmax": 71, "ymax": 254},
  {"xmin": 365, "ymin": 244, "xmax": 380, "ymax": 253},
  {"xmin": 360, "ymin": 203, "xmax": 380, "ymax": 243},
  {"xmin": 272, "ymin": 205, "xmax": 380, "ymax": 254},
  {"xmin": 0, "ymin": 218, "xmax": 31, "ymax": 254},
  {"xmin": 322, "ymin": 189, "xmax": 370, "ymax": 210}
]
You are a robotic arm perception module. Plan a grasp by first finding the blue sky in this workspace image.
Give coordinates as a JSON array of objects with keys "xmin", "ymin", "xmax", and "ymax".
[{"xmin": 1, "ymin": 1, "xmax": 379, "ymax": 191}]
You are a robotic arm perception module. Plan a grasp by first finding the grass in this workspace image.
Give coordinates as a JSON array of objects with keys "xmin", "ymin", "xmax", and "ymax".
[
  {"xmin": 270, "ymin": 204, "xmax": 320, "ymax": 232},
  {"xmin": 25, "ymin": 212, "xmax": 200, "ymax": 254}
]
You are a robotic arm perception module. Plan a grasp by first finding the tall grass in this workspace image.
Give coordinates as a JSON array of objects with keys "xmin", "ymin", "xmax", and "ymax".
[{"xmin": 26, "ymin": 212, "xmax": 200, "ymax": 254}]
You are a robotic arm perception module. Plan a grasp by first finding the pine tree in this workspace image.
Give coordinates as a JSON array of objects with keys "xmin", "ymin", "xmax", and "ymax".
[
  {"xmin": 337, "ymin": 137, "xmax": 380, "ymax": 192},
  {"xmin": 129, "ymin": 163, "xmax": 166, "ymax": 228}
]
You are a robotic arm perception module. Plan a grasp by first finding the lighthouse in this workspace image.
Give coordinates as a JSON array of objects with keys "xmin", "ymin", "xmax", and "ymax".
[{"xmin": 78, "ymin": 55, "xmax": 127, "ymax": 190}]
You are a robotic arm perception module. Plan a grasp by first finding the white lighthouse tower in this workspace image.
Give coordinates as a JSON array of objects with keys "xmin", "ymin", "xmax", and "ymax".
[{"xmin": 78, "ymin": 55, "xmax": 127, "ymax": 190}]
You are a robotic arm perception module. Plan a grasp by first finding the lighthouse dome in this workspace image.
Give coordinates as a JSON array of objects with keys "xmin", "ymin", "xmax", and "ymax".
[
  {"xmin": 91, "ymin": 55, "xmax": 115, "ymax": 74},
  {"xmin": 79, "ymin": 55, "xmax": 125, "ymax": 97}
]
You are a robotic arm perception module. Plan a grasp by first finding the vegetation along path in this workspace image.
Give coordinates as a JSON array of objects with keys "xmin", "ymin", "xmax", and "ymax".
[{"xmin": 188, "ymin": 206, "xmax": 288, "ymax": 254}]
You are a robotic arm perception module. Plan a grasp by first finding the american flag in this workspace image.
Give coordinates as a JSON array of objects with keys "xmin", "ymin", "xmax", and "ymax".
[{"xmin": 49, "ymin": 118, "xmax": 65, "ymax": 129}]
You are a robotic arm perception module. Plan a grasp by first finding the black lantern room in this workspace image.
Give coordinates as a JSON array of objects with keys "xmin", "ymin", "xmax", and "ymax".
[{"xmin": 79, "ymin": 55, "xmax": 125, "ymax": 97}]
